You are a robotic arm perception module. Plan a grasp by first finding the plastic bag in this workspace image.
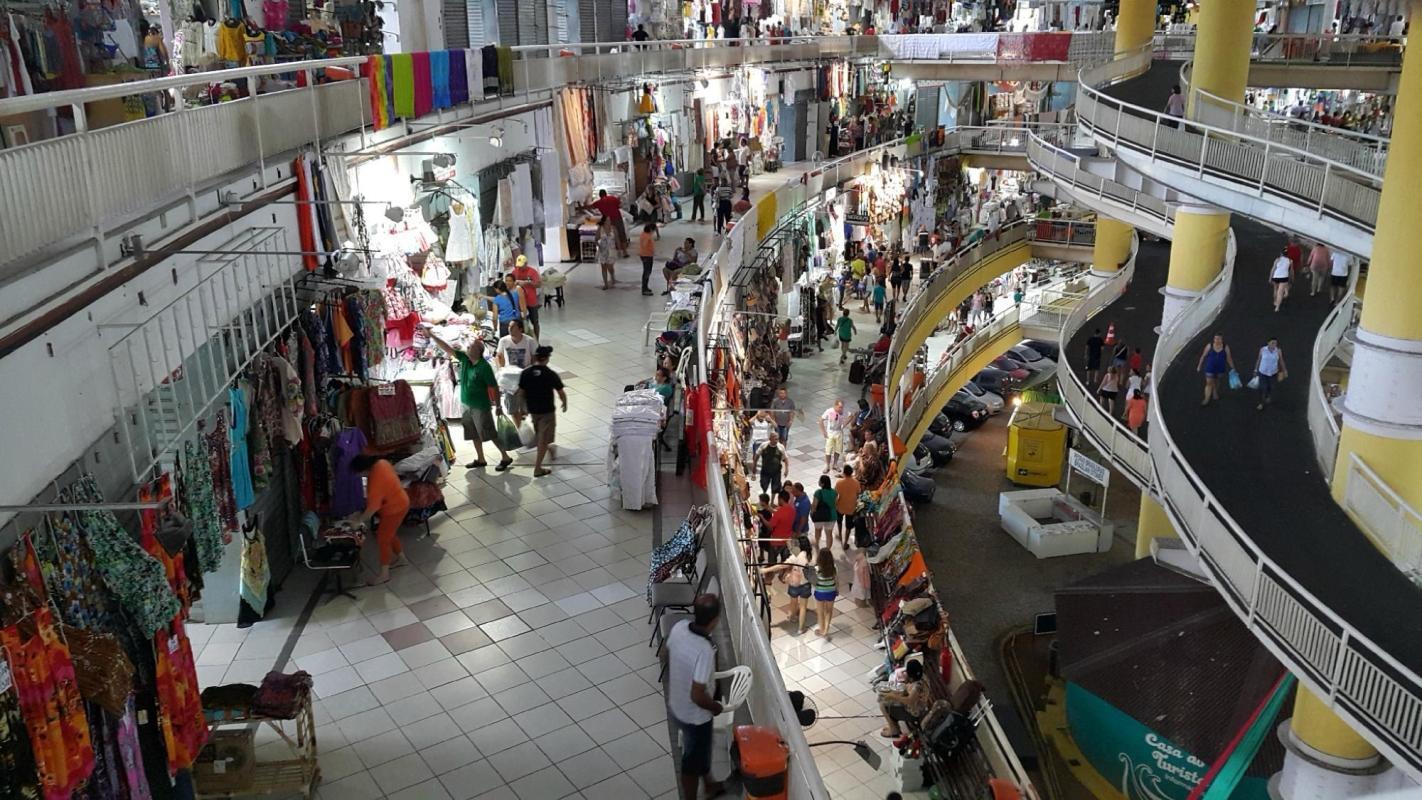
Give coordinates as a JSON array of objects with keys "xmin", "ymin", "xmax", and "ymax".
[
  {"xmin": 518, "ymin": 419, "xmax": 537, "ymax": 447},
  {"xmin": 496, "ymin": 415, "xmax": 521, "ymax": 451},
  {"xmin": 1247, "ymin": 374, "xmax": 1261, "ymax": 391},
  {"xmin": 1227, "ymin": 369, "xmax": 1242, "ymax": 390}
]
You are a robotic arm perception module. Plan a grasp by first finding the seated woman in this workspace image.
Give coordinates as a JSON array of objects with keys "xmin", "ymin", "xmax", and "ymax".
[
  {"xmin": 652, "ymin": 367, "xmax": 675, "ymax": 404},
  {"xmin": 878, "ymin": 659, "xmax": 929, "ymax": 738},
  {"xmin": 662, "ymin": 238, "xmax": 699, "ymax": 295}
]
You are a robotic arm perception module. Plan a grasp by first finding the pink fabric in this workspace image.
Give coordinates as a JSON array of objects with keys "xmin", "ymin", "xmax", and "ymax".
[{"xmin": 412, "ymin": 52, "xmax": 433, "ymax": 117}]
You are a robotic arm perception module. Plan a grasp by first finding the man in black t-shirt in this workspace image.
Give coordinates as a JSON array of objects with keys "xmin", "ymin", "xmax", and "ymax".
[
  {"xmin": 517, "ymin": 346, "xmax": 567, "ymax": 477},
  {"xmin": 1085, "ymin": 328, "xmax": 1104, "ymax": 386}
]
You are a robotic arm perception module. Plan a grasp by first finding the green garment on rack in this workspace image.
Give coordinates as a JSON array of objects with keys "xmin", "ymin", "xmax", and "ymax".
[
  {"xmin": 496, "ymin": 47, "xmax": 513, "ymax": 94},
  {"xmin": 392, "ymin": 53, "xmax": 416, "ymax": 118}
]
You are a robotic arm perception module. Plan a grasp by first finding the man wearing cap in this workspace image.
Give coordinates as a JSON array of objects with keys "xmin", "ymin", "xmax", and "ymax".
[
  {"xmin": 510, "ymin": 254, "xmax": 542, "ymax": 340},
  {"xmin": 517, "ymin": 346, "xmax": 567, "ymax": 477}
]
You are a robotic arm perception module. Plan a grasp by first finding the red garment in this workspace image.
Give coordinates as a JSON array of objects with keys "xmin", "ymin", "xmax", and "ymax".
[
  {"xmin": 1285, "ymin": 242, "xmax": 1303, "ymax": 271},
  {"xmin": 686, "ymin": 383, "xmax": 712, "ymax": 489},
  {"xmin": 292, "ymin": 155, "xmax": 319, "ymax": 272},
  {"xmin": 0, "ymin": 607, "xmax": 94, "ymax": 799},
  {"xmin": 412, "ymin": 52, "xmax": 433, "ymax": 117},
  {"xmin": 768, "ymin": 504, "xmax": 795, "ymax": 541},
  {"xmin": 154, "ymin": 620, "xmax": 208, "ymax": 773},
  {"xmin": 589, "ymin": 195, "xmax": 622, "ymax": 219}
]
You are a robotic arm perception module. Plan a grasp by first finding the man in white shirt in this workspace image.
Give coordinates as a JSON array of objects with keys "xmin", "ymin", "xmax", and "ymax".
[
  {"xmin": 820, "ymin": 399, "xmax": 849, "ymax": 472},
  {"xmin": 1329, "ymin": 250, "xmax": 1354, "ymax": 303},
  {"xmin": 1390, "ymin": 15, "xmax": 1406, "ymax": 38},
  {"xmin": 495, "ymin": 319, "xmax": 538, "ymax": 369},
  {"xmin": 665, "ymin": 595, "xmax": 724, "ymax": 800}
]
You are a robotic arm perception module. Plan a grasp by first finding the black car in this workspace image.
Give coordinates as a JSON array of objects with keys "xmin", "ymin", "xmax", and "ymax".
[
  {"xmin": 928, "ymin": 412, "xmax": 955, "ymax": 437},
  {"xmin": 1021, "ymin": 338, "xmax": 1061, "ymax": 361},
  {"xmin": 943, "ymin": 392, "xmax": 990, "ymax": 432},
  {"xmin": 919, "ymin": 431, "xmax": 956, "ymax": 465},
  {"xmin": 973, "ymin": 367, "xmax": 1021, "ymax": 398}
]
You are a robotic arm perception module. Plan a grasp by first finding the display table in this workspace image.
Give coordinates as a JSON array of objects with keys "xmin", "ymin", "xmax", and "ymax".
[
  {"xmin": 998, "ymin": 489, "xmax": 1113, "ymax": 558},
  {"xmin": 196, "ymin": 693, "xmax": 318, "ymax": 798}
]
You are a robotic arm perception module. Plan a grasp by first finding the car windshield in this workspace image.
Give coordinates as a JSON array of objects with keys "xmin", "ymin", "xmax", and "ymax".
[
  {"xmin": 1014, "ymin": 348, "xmax": 1042, "ymax": 361},
  {"xmin": 964, "ymin": 382, "xmax": 984, "ymax": 396}
]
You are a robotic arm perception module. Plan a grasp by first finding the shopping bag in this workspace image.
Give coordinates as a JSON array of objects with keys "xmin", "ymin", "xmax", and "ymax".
[
  {"xmin": 1227, "ymin": 369, "xmax": 1242, "ymax": 390},
  {"xmin": 518, "ymin": 419, "xmax": 537, "ymax": 447},
  {"xmin": 496, "ymin": 415, "xmax": 521, "ymax": 451},
  {"xmin": 1247, "ymin": 374, "xmax": 1261, "ymax": 391}
]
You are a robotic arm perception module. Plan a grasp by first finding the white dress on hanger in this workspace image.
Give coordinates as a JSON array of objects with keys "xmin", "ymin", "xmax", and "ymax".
[{"xmin": 446, "ymin": 204, "xmax": 477, "ymax": 262}]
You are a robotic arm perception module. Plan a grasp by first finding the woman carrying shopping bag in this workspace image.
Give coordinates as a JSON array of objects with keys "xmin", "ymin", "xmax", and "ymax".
[{"xmin": 1253, "ymin": 338, "xmax": 1288, "ymax": 411}]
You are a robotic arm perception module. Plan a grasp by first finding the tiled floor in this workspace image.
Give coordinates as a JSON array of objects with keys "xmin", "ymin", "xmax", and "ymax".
[{"xmin": 187, "ymin": 167, "xmax": 811, "ymax": 799}]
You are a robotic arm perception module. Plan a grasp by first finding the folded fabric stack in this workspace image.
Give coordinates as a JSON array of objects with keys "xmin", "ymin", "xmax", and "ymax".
[
  {"xmin": 607, "ymin": 389, "xmax": 667, "ymax": 511},
  {"xmin": 250, "ymin": 671, "xmax": 314, "ymax": 719}
]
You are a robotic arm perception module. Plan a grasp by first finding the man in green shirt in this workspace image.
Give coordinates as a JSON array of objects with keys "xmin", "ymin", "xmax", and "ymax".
[
  {"xmin": 434, "ymin": 336, "xmax": 513, "ymax": 471},
  {"xmin": 836, "ymin": 309, "xmax": 858, "ymax": 364}
]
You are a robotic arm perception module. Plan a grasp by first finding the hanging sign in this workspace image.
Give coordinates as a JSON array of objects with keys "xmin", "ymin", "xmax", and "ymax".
[
  {"xmin": 1069, "ymin": 449, "xmax": 1109, "ymax": 487},
  {"xmin": 845, "ymin": 212, "xmax": 870, "ymax": 225}
]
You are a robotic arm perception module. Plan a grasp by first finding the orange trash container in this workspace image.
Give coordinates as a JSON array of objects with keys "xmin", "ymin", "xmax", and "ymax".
[{"xmin": 733, "ymin": 726, "xmax": 789, "ymax": 800}]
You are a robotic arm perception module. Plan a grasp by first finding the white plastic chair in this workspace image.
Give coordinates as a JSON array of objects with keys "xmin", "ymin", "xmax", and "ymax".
[
  {"xmin": 644, "ymin": 311, "xmax": 671, "ymax": 346},
  {"xmin": 713, "ymin": 666, "xmax": 753, "ymax": 715}
]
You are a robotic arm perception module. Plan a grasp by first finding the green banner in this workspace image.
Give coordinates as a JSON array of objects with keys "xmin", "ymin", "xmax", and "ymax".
[{"xmin": 1064, "ymin": 683, "xmax": 1270, "ymax": 800}]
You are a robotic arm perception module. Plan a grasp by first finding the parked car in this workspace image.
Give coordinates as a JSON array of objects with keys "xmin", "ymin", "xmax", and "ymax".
[
  {"xmin": 973, "ymin": 368, "xmax": 1021, "ymax": 399},
  {"xmin": 1009, "ymin": 344, "xmax": 1054, "ymax": 368},
  {"xmin": 1020, "ymin": 339, "xmax": 1061, "ymax": 361},
  {"xmin": 919, "ymin": 432, "xmax": 956, "ymax": 466},
  {"xmin": 944, "ymin": 392, "xmax": 990, "ymax": 432},
  {"xmin": 988, "ymin": 356, "xmax": 1032, "ymax": 381},
  {"xmin": 962, "ymin": 380, "xmax": 1005, "ymax": 414},
  {"xmin": 928, "ymin": 412, "xmax": 955, "ymax": 438},
  {"xmin": 902, "ymin": 467, "xmax": 936, "ymax": 503}
]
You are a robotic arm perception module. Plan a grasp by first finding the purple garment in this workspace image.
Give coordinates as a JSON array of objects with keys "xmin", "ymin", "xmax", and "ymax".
[
  {"xmin": 449, "ymin": 49, "xmax": 468, "ymax": 105},
  {"xmin": 330, "ymin": 427, "xmax": 369, "ymax": 516}
]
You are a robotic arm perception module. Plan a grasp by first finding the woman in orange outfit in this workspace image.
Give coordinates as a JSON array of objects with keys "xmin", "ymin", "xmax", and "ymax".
[{"xmin": 346, "ymin": 455, "xmax": 410, "ymax": 585}]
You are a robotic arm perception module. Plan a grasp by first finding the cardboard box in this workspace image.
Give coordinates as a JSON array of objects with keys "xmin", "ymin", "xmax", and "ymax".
[{"xmin": 194, "ymin": 728, "xmax": 255, "ymax": 793}]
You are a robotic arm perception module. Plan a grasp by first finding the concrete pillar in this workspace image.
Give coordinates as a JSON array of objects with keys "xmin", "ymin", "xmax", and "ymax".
[
  {"xmin": 1161, "ymin": 204, "xmax": 1229, "ymax": 330},
  {"xmin": 1113, "ymin": 0, "xmax": 1155, "ymax": 55},
  {"xmin": 1134, "ymin": 494, "xmax": 1176, "ymax": 559},
  {"xmin": 1091, "ymin": 218, "xmax": 1133, "ymax": 277},
  {"xmin": 1274, "ymin": 686, "xmax": 1387, "ymax": 799},
  {"xmin": 1187, "ymin": 0, "xmax": 1257, "ymax": 116},
  {"xmin": 1333, "ymin": 0, "xmax": 1422, "ymax": 514}
]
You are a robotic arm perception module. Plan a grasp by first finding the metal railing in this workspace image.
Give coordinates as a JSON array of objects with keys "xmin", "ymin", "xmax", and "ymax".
[
  {"xmin": 1341, "ymin": 454, "xmax": 1422, "ymax": 587},
  {"xmin": 1152, "ymin": 31, "xmax": 1405, "ymax": 66},
  {"xmin": 1025, "ymin": 127, "xmax": 1176, "ymax": 236},
  {"xmin": 1307, "ymin": 295, "xmax": 1356, "ymax": 479},
  {"xmin": 896, "ymin": 307, "xmax": 1022, "ymax": 447},
  {"xmin": 1143, "ymin": 223, "xmax": 1422, "ymax": 776},
  {"xmin": 1181, "ymin": 62, "xmax": 1390, "ymax": 178},
  {"xmin": 1075, "ymin": 45, "xmax": 1382, "ymax": 236}
]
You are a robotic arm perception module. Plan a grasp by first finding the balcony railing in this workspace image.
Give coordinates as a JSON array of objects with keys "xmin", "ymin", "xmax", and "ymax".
[
  {"xmin": 1025, "ymin": 128, "xmax": 1176, "ymax": 235},
  {"xmin": 1306, "ymin": 295, "xmax": 1357, "ymax": 479},
  {"xmin": 1341, "ymin": 454, "xmax": 1422, "ymax": 587},
  {"xmin": 1152, "ymin": 31, "xmax": 1405, "ymax": 66}
]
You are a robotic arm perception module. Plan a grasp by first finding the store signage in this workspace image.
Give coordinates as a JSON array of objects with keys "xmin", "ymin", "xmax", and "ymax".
[
  {"xmin": 1065, "ymin": 683, "xmax": 1270, "ymax": 800},
  {"xmin": 1068, "ymin": 448, "xmax": 1109, "ymax": 487},
  {"xmin": 845, "ymin": 212, "xmax": 870, "ymax": 225}
]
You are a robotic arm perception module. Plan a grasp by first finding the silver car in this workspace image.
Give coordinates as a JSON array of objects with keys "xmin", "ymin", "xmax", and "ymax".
[{"xmin": 960, "ymin": 380, "xmax": 1005, "ymax": 415}]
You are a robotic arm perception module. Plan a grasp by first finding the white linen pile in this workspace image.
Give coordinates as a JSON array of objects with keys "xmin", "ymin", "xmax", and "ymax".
[{"xmin": 606, "ymin": 389, "xmax": 668, "ymax": 510}]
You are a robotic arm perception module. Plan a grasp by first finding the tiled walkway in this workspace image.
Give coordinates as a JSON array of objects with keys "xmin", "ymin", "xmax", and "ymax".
[{"xmin": 184, "ymin": 176, "xmax": 811, "ymax": 798}]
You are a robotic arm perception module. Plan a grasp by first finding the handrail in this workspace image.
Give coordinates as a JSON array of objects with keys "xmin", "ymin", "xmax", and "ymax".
[
  {"xmin": 1151, "ymin": 31, "xmax": 1406, "ymax": 65},
  {"xmin": 896, "ymin": 306, "xmax": 1022, "ymax": 445},
  {"xmin": 1180, "ymin": 61, "xmax": 1390, "ymax": 178},
  {"xmin": 1341, "ymin": 454, "xmax": 1422, "ymax": 585},
  {"xmin": 1307, "ymin": 295, "xmax": 1356, "ymax": 479},
  {"xmin": 1025, "ymin": 127, "xmax": 1175, "ymax": 235},
  {"xmin": 1076, "ymin": 44, "xmax": 1383, "ymax": 236}
]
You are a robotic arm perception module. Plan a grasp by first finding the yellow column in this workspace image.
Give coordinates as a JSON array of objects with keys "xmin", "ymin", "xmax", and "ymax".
[
  {"xmin": 1161, "ymin": 205, "xmax": 1229, "ymax": 329},
  {"xmin": 1091, "ymin": 218, "xmax": 1133, "ymax": 275},
  {"xmin": 1134, "ymin": 494, "xmax": 1176, "ymax": 559},
  {"xmin": 1114, "ymin": 0, "xmax": 1155, "ymax": 55},
  {"xmin": 1332, "ymin": 2, "xmax": 1422, "ymax": 512},
  {"xmin": 1187, "ymin": 0, "xmax": 1257, "ymax": 115},
  {"xmin": 1290, "ymin": 687, "xmax": 1378, "ymax": 763}
]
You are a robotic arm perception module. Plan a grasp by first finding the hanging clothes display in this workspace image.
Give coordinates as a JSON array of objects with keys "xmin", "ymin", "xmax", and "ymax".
[
  {"xmin": 239, "ymin": 521, "xmax": 270, "ymax": 616},
  {"xmin": 228, "ymin": 385, "xmax": 256, "ymax": 509},
  {"xmin": 0, "ymin": 604, "xmax": 94, "ymax": 800},
  {"xmin": 365, "ymin": 54, "xmax": 393, "ymax": 130},
  {"xmin": 606, "ymin": 389, "xmax": 666, "ymax": 510}
]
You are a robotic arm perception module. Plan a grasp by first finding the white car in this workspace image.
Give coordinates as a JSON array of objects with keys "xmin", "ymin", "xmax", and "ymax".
[{"xmin": 961, "ymin": 379, "xmax": 1006, "ymax": 415}]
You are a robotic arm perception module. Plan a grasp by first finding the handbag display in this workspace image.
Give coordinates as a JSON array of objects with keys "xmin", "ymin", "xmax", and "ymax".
[{"xmin": 367, "ymin": 380, "xmax": 422, "ymax": 450}]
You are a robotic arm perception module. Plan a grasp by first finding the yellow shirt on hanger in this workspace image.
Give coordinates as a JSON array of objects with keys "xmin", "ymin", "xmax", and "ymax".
[{"xmin": 216, "ymin": 21, "xmax": 246, "ymax": 65}]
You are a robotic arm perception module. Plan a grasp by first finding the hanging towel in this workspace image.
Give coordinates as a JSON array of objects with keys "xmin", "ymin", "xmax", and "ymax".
[
  {"xmin": 292, "ymin": 154, "xmax": 319, "ymax": 272},
  {"xmin": 481, "ymin": 45, "xmax": 498, "ymax": 94},
  {"xmin": 496, "ymin": 46, "xmax": 513, "ymax": 94},
  {"xmin": 391, "ymin": 53, "xmax": 415, "ymax": 119},
  {"xmin": 365, "ymin": 55, "xmax": 391, "ymax": 130},
  {"xmin": 431, "ymin": 49, "xmax": 451, "ymax": 109},
  {"xmin": 466, "ymin": 47, "xmax": 483, "ymax": 101},
  {"xmin": 449, "ymin": 49, "xmax": 468, "ymax": 105},
  {"xmin": 413, "ymin": 51, "xmax": 434, "ymax": 117}
]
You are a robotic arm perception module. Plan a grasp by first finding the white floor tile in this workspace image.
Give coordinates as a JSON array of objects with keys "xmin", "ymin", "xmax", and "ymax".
[
  {"xmin": 370, "ymin": 751, "xmax": 436, "ymax": 794},
  {"xmin": 351, "ymin": 727, "xmax": 414, "ymax": 768},
  {"xmin": 419, "ymin": 733, "xmax": 482, "ymax": 776}
]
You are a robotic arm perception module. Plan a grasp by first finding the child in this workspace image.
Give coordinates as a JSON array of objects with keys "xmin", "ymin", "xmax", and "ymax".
[
  {"xmin": 813, "ymin": 548, "xmax": 838, "ymax": 637},
  {"xmin": 1125, "ymin": 388, "xmax": 1148, "ymax": 435},
  {"xmin": 871, "ymin": 281, "xmax": 887, "ymax": 323},
  {"xmin": 762, "ymin": 537, "xmax": 814, "ymax": 634}
]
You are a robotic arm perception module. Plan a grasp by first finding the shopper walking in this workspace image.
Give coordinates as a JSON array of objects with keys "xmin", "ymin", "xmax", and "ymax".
[
  {"xmin": 1253, "ymin": 338, "xmax": 1288, "ymax": 411},
  {"xmin": 809, "ymin": 475, "xmax": 839, "ymax": 554},
  {"xmin": 1329, "ymin": 249, "xmax": 1353, "ymax": 303},
  {"xmin": 1307, "ymin": 240, "xmax": 1331, "ymax": 297},
  {"xmin": 871, "ymin": 280, "xmax": 887, "ymax": 323},
  {"xmin": 1270, "ymin": 246, "xmax": 1293, "ymax": 312},
  {"xmin": 638, "ymin": 223, "xmax": 658, "ymax": 297},
  {"xmin": 836, "ymin": 309, "xmax": 858, "ymax": 364},
  {"xmin": 770, "ymin": 387, "xmax": 799, "ymax": 444},
  {"xmin": 834, "ymin": 465, "xmax": 861, "ymax": 550},
  {"xmin": 1085, "ymin": 328, "xmax": 1105, "ymax": 386},
  {"xmin": 491, "ymin": 279, "xmax": 524, "ymax": 337},
  {"xmin": 813, "ymin": 548, "xmax": 838, "ymax": 638},
  {"xmin": 584, "ymin": 189, "xmax": 628, "ymax": 257},
  {"xmin": 791, "ymin": 482, "xmax": 812, "ymax": 542},
  {"xmin": 821, "ymin": 399, "xmax": 850, "ymax": 472},
  {"xmin": 690, "ymin": 169, "xmax": 707, "ymax": 222},
  {"xmin": 433, "ymin": 336, "xmax": 514, "ymax": 471},
  {"xmin": 1165, "ymin": 84, "xmax": 1186, "ymax": 126},
  {"xmin": 761, "ymin": 537, "xmax": 813, "ymax": 634},
  {"xmin": 1195, "ymin": 333, "xmax": 1235, "ymax": 406},
  {"xmin": 758, "ymin": 431, "xmax": 788, "ymax": 494},
  {"xmin": 748, "ymin": 409, "xmax": 775, "ymax": 471},
  {"xmin": 665, "ymin": 594, "xmax": 726, "ymax": 800},
  {"xmin": 595, "ymin": 218, "xmax": 618, "ymax": 289},
  {"xmin": 1096, "ymin": 366, "xmax": 1121, "ymax": 415},
  {"xmin": 763, "ymin": 490, "xmax": 794, "ymax": 563},
  {"xmin": 1125, "ymin": 389, "xmax": 1148, "ymax": 435},
  {"xmin": 516, "ymin": 346, "xmax": 567, "ymax": 477},
  {"xmin": 510, "ymin": 255, "xmax": 542, "ymax": 340},
  {"xmin": 714, "ymin": 180, "xmax": 735, "ymax": 234},
  {"xmin": 345, "ymin": 455, "xmax": 409, "ymax": 586}
]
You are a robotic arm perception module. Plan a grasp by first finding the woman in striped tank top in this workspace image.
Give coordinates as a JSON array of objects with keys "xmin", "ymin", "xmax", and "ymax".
[{"xmin": 813, "ymin": 548, "xmax": 838, "ymax": 638}]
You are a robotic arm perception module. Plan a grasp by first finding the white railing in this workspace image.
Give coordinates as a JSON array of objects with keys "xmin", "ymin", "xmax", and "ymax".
[
  {"xmin": 1341, "ymin": 455, "xmax": 1422, "ymax": 587},
  {"xmin": 1143, "ymin": 224, "xmax": 1422, "ymax": 776},
  {"xmin": 1025, "ymin": 127, "xmax": 1176, "ymax": 236},
  {"xmin": 1307, "ymin": 296, "xmax": 1356, "ymax": 479},
  {"xmin": 1076, "ymin": 45, "xmax": 1382, "ymax": 235},
  {"xmin": 895, "ymin": 307, "xmax": 1023, "ymax": 447},
  {"xmin": 1152, "ymin": 31, "xmax": 1405, "ymax": 65},
  {"xmin": 1181, "ymin": 62, "xmax": 1390, "ymax": 178},
  {"xmin": 702, "ymin": 430, "xmax": 827, "ymax": 799}
]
